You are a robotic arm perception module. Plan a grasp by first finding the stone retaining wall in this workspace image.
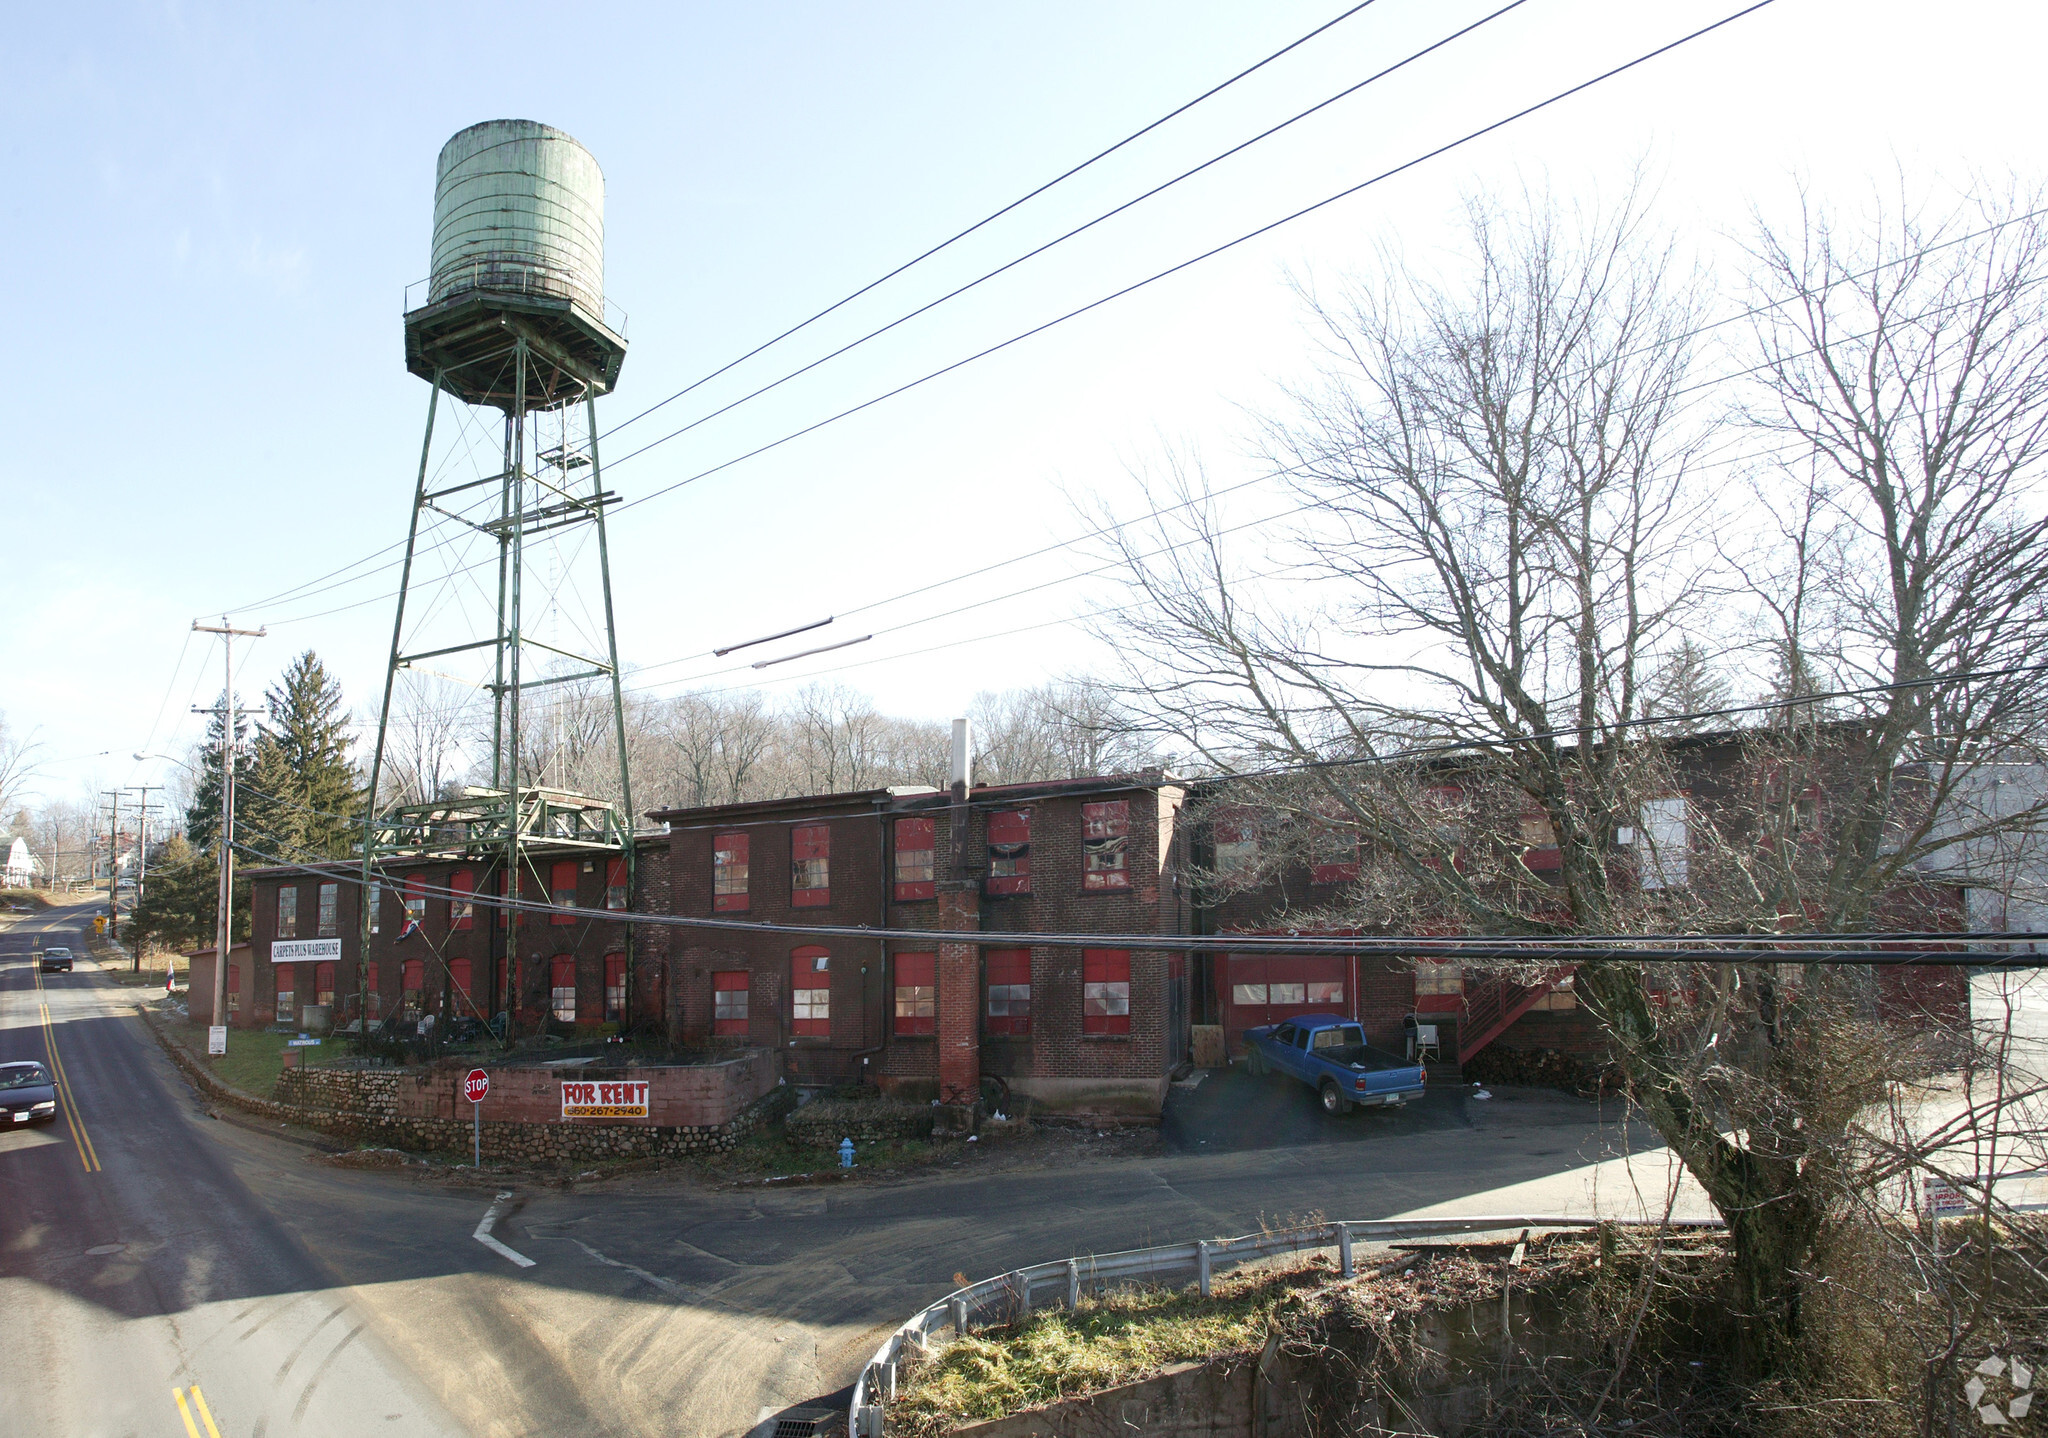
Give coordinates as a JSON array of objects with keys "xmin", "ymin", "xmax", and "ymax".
[
  {"xmin": 148, "ymin": 1017, "xmax": 796, "ymax": 1164},
  {"xmin": 785, "ymin": 1101, "xmax": 936, "ymax": 1148}
]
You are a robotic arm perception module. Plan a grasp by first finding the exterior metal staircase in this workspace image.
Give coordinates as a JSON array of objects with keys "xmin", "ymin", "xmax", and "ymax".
[{"xmin": 1458, "ymin": 966, "xmax": 1576, "ymax": 1065}]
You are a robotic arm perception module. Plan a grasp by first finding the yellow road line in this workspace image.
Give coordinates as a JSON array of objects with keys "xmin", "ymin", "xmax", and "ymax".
[
  {"xmin": 172, "ymin": 1388, "xmax": 203, "ymax": 1438},
  {"xmin": 29, "ymin": 957, "xmax": 101, "ymax": 1172},
  {"xmin": 189, "ymin": 1385, "xmax": 225, "ymax": 1438}
]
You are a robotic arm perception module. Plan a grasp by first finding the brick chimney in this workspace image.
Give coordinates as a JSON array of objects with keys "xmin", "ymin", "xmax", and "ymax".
[{"xmin": 936, "ymin": 718, "xmax": 981, "ymax": 1107}]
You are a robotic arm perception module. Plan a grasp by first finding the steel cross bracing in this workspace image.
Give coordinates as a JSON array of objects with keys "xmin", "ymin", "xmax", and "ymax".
[{"xmin": 358, "ymin": 305, "xmax": 638, "ymax": 1040}]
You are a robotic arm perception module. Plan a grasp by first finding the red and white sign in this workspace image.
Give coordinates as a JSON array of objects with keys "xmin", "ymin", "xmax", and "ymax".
[
  {"xmin": 464, "ymin": 1068, "xmax": 490, "ymax": 1104},
  {"xmin": 561, "ymin": 1079, "xmax": 649, "ymax": 1119}
]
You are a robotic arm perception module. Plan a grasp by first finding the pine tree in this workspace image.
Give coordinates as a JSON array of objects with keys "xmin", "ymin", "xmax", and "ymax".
[
  {"xmin": 184, "ymin": 697, "xmax": 255, "ymax": 853},
  {"xmin": 260, "ymin": 651, "xmax": 363, "ymax": 860},
  {"xmin": 130, "ymin": 833, "xmax": 249, "ymax": 953}
]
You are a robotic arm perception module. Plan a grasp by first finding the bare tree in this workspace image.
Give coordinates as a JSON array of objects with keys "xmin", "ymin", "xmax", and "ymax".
[
  {"xmin": 379, "ymin": 672, "xmax": 475, "ymax": 806},
  {"xmin": 0, "ymin": 713, "xmax": 40, "ymax": 819},
  {"xmin": 1093, "ymin": 184, "xmax": 2048, "ymax": 1373}
]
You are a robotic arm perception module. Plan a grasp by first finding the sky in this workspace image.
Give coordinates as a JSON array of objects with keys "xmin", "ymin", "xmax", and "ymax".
[{"xmin": 6, "ymin": 0, "xmax": 2047, "ymax": 813}]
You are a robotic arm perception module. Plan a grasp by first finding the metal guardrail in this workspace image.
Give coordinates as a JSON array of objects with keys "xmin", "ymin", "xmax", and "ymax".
[{"xmin": 846, "ymin": 1214, "xmax": 1726, "ymax": 1437}]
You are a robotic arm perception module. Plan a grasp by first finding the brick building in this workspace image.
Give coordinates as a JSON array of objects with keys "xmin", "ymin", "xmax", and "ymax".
[{"xmin": 653, "ymin": 775, "xmax": 1192, "ymax": 1113}]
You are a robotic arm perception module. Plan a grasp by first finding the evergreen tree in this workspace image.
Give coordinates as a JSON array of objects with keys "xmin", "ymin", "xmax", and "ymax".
[
  {"xmin": 130, "ymin": 833, "xmax": 249, "ymax": 953},
  {"xmin": 259, "ymin": 651, "xmax": 363, "ymax": 860},
  {"xmin": 184, "ymin": 697, "xmax": 254, "ymax": 853}
]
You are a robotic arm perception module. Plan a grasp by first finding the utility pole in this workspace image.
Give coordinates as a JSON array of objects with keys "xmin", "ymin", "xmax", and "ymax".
[
  {"xmin": 193, "ymin": 619, "xmax": 265, "ymax": 1046},
  {"xmin": 101, "ymin": 790, "xmax": 123, "ymax": 941},
  {"xmin": 129, "ymin": 787, "xmax": 162, "ymax": 972}
]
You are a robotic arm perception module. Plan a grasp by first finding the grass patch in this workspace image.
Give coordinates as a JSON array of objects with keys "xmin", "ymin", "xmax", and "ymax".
[
  {"xmin": 892, "ymin": 1264, "xmax": 1316, "ymax": 1436},
  {"xmin": 1, "ymin": 889, "xmax": 52, "ymax": 910},
  {"xmin": 166, "ymin": 1022, "xmax": 341, "ymax": 1097}
]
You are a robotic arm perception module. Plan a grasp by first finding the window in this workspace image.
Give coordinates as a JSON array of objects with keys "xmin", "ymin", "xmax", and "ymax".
[
  {"xmin": 985, "ymin": 948, "xmax": 1032, "ymax": 1036},
  {"xmin": 604, "ymin": 952, "xmax": 626, "ymax": 1022},
  {"xmin": 551, "ymin": 860, "xmax": 578, "ymax": 923},
  {"xmin": 1083, "ymin": 949, "xmax": 1131, "ymax": 1034},
  {"xmin": 448, "ymin": 958, "xmax": 473, "ymax": 1006},
  {"xmin": 314, "ymin": 962, "xmax": 335, "ymax": 1009},
  {"xmin": 1310, "ymin": 822, "xmax": 1360, "ymax": 886},
  {"xmin": 606, "ymin": 857, "xmax": 628, "ymax": 911},
  {"xmin": 1082, "ymin": 801, "xmax": 1131, "ymax": 892},
  {"xmin": 365, "ymin": 881, "xmax": 381, "ymax": 934},
  {"xmin": 317, "ymin": 882, "xmax": 338, "ymax": 938},
  {"xmin": 791, "ymin": 947, "xmax": 830, "ymax": 1035},
  {"xmin": 551, "ymin": 956, "xmax": 576, "ymax": 1023},
  {"xmin": 791, "ymin": 825, "xmax": 830, "ymax": 907},
  {"xmin": 403, "ymin": 879, "xmax": 426, "ymax": 925},
  {"xmin": 987, "ymin": 810, "xmax": 1032, "ymax": 896},
  {"xmin": 402, "ymin": 959, "xmax": 424, "ymax": 1014},
  {"xmin": 276, "ymin": 886, "xmax": 298, "ymax": 939},
  {"xmin": 1269, "ymin": 982, "xmax": 1306, "ymax": 1005},
  {"xmin": 227, "ymin": 963, "xmax": 240, "ymax": 1014},
  {"xmin": 1307, "ymin": 980, "xmax": 1345, "ymax": 1004},
  {"xmin": 276, "ymin": 973, "xmax": 295, "ymax": 1024},
  {"xmin": 893, "ymin": 952, "xmax": 935, "ymax": 1036},
  {"xmin": 1232, "ymin": 981, "xmax": 1269, "ymax": 1006},
  {"xmin": 1213, "ymin": 817, "xmax": 1258, "ymax": 875},
  {"xmin": 893, "ymin": 817, "xmax": 936, "ymax": 901},
  {"xmin": 450, "ymin": 869, "xmax": 474, "ymax": 930},
  {"xmin": 713, "ymin": 970, "xmax": 750, "ymax": 1036},
  {"xmin": 1640, "ymin": 796, "xmax": 1690, "ymax": 889},
  {"xmin": 713, "ymin": 832, "xmax": 749, "ymax": 912}
]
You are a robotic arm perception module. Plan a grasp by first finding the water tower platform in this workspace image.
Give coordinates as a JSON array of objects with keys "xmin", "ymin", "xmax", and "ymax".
[{"xmin": 403, "ymin": 288, "xmax": 627, "ymax": 411}]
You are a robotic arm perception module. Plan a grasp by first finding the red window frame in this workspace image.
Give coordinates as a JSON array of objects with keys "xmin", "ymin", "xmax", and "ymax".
[
  {"xmin": 1309, "ymin": 821, "xmax": 1361, "ymax": 886},
  {"xmin": 403, "ymin": 878, "xmax": 426, "ymax": 924},
  {"xmin": 791, "ymin": 946, "xmax": 830, "ymax": 1036},
  {"xmin": 893, "ymin": 952, "xmax": 935, "ymax": 1036},
  {"xmin": 791, "ymin": 825, "xmax": 830, "ymax": 907},
  {"xmin": 985, "ymin": 948, "xmax": 1032, "ymax": 1036},
  {"xmin": 550, "ymin": 955, "xmax": 577, "ymax": 1023},
  {"xmin": 604, "ymin": 952, "xmax": 626, "ymax": 1022},
  {"xmin": 712, "ymin": 970, "xmax": 750, "ymax": 1037},
  {"xmin": 314, "ymin": 961, "xmax": 336, "ymax": 1009},
  {"xmin": 713, "ymin": 832, "xmax": 749, "ymax": 912},
  {"xmin": 275, "ymin": 885, "xmax": 298, "ymax": 938},
  {"xmin": 317, "ymin": 882, "xmax": 338, "ymax": 937},
  {"xmin": 1082, "ymin": 802, "xmax": 1132, "ymax": 892},
  {"xmin": 987, "ymin": 810, "xmax": 1032, "ymax": 896},
  {"xmin": 606, "ymin": 857, "xmax": 628, "ymax": 910},
  {"xmin": 448, "ymin": 957, "xmax": 473, "ymax": 1005},
  {"xmin": 1083, "ymin": 949, "xmax": 1131, "ymax": 1033},
  {"xmin": 449, "ymin": 869, "xmax": 475, "ymax": 930},
  {"xmin": 550, "ymin": 860, "xmax": 579, "ymax": 924},
  {"xmin": 893, "ymin": 816, "xmax": 936, "ymax": 901}
]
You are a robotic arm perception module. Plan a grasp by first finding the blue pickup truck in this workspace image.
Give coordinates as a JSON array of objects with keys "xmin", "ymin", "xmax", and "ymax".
[{"xmin": 1242, "ymin": 1013, "xmax": 1427, "ymax": 1114}]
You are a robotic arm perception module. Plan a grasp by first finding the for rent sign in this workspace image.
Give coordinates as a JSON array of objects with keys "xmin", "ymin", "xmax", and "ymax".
[{"xmin": 560, "ymin": 1080, "xmax": 650, "ymax": 1119}]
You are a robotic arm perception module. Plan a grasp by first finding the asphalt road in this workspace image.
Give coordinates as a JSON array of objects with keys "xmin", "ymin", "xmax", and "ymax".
[{"xmin": 1, "ymin": 902, "xmax": 1667, "ymax": 1437}]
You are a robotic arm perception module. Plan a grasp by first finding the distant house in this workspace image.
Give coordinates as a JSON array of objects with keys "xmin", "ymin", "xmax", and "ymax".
[
  {"xmin": 1920, "ymin": 761, "xmax": 2048, "ymax": 953},
  {"xmin": 1, "ymin": 835, "xmax": 39, "ymax": 888}
]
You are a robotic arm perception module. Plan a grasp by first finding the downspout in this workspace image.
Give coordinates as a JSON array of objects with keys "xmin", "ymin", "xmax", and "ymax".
[{"xmin": 850, "ymin": 798, "xmax": 891, "ymax": 1084}]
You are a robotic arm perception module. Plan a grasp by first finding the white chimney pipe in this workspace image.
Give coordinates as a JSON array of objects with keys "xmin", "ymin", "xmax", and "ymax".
[{"xmin": 950, "ymin": 718, "xmax": 974, "ymax": 794}]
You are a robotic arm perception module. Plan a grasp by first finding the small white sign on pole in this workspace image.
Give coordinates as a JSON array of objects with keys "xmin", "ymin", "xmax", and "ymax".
[
  {"xmin": 207, "ymin": 1025, "xmax": 227, "ymax": 1056},
  {"xmin": 1926, "ymin": 1175, "xmax": 1969, "ymax": 1217}
]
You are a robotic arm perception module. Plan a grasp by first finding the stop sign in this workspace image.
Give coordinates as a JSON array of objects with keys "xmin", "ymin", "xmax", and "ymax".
[{"xmin": 464, "ymin": 1068, "xmax": 490, "ymax": 1104}]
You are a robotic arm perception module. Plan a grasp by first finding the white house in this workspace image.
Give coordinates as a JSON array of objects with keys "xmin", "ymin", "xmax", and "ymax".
[{"xmin": 2, "ymin": 835, "xmax": 39, "ymax": 889}]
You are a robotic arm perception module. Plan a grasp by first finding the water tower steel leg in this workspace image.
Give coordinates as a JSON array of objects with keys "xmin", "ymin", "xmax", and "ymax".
[
  {"xmin": 357, "ymin": 372, "xmax": 442, "ymax": 1050},
  {"xmin": 584, "ymin": 387, "xmax": 635, "ymax": 1029},
  {"xmin": 504, "ymin": 339, "xmax": 528, "ymax": 1032}
]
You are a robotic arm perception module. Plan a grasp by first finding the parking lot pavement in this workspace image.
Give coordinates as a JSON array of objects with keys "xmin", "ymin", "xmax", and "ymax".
[{"xmin": 1161, "ymin": 1059, "xmax": 1618, "ymax": 1154}]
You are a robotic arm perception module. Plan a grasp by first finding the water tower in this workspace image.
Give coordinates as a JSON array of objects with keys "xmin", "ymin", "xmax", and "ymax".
[{"xmin": 357, "ymin": 119, "xmax": 637, "ymax": 1033}]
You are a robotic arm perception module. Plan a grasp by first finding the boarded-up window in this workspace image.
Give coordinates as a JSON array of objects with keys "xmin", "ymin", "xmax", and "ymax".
[
  {"xmin": 1310, "ymin": 822, "xmax": 1360, "ymax": 886},
  {"xmin": 893, "ymin": 952, "xmax": 935, "ymax": 1036},
  {"xmin": 551, "ymin": 861, "xmax": 579, "ymax": 924},
  {"xmin": 1213, "ymin": 816, "xmax": 1258, "ymax": 875},
  {"xmin": 317, "ymin": 882, "xmax": 338, "ymax": 937},
  {"xmin": 276, "ymin": 971, "xmax": 296, "ymax": 1024},
  {"xmin": 551, "ymin": 956, "xmax": 576, "ymax": 1023},
  {"xmin": 606, "ymin": 857, "xmax": 628, "ymax": 910},
  {"xmin": 314, "ymin": 961, "xmax": 336, "ymax": 1009},
  {"xmin": 893, "ymin": 816, "xmax": 936, "ymax": 901},
  {"xmin": 714, "ymin": 832, "xmax": 749, "ymax": 912},
  {"xmin": 987, "ymin": 810, "xmax": 1032, "ymax": 895},
  {"xmin": 791, "ymin": 825, "xmax": 830, "ymax": 907},
  {"xmin": 791, "ymin": 947, "xmax": 830, "ymax": 1035},
  {"xmin": 604, "ymin": 953, "xmax": 626, "ymax": 1022},
  {"xmin": 1082, "ymin": 802, "xmax": 1131, "ymax": 892},
  {"xmin": 985, "ymin": 948, "xmax": 1032, "ymax": 1036},
  {"xmin": 448, "ymin": 958, "xmax": 473, "ymax": 1006},
  {"xmin": 1083, "ymin": 949, "xmax": 1131, "ymax": 1034},
  {"xmin": 450, "ymin": 869, "xmax": 474, "ymax": 930},
  {"xmin": 713, "ymin": 970, "xmax": 750, "ymax": 1036},
  {"xmin": 276, "ymin": 886, "xmax": 298, "ymax": 939},
  {"xmin": 1640, "ymin": 796, "xmax": 1689, "ymax": 889}
]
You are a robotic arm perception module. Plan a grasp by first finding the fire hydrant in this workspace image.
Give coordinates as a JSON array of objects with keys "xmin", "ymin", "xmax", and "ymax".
[{"xmin": 838, "ymin": 1137, "xmax": 855, "ymax": 1169}]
